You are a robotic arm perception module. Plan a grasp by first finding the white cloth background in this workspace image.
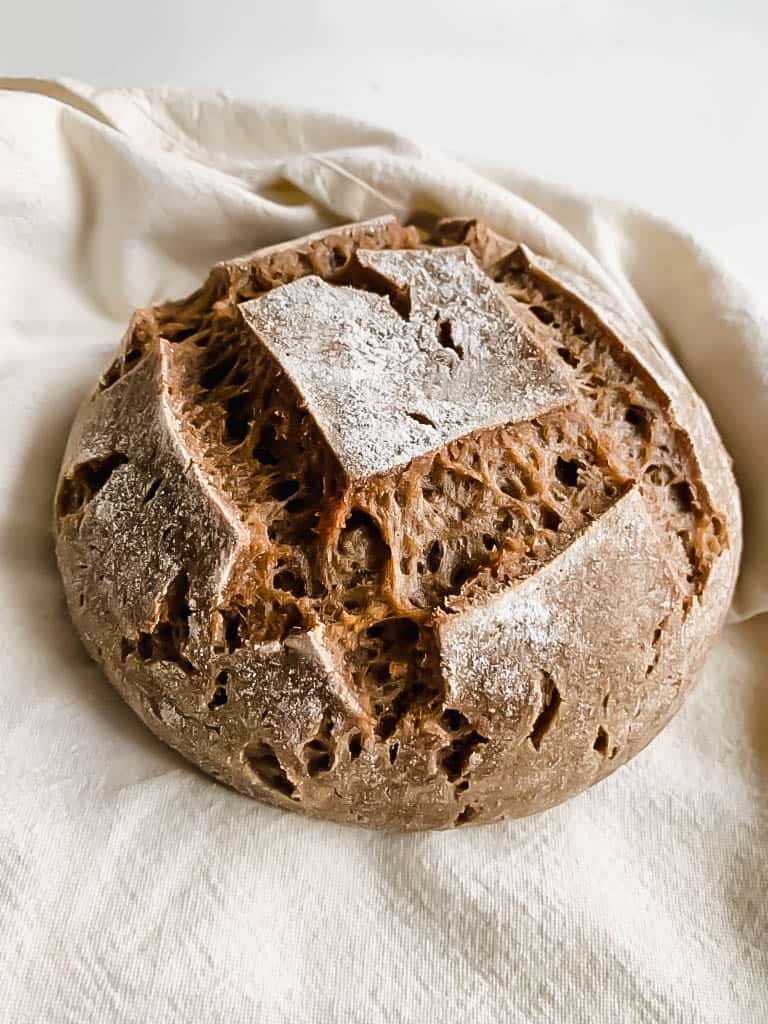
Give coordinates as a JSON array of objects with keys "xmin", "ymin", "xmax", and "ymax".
[{"xmin": 0, "ymin": 79, "xmax": 766, "ymax": 1023}]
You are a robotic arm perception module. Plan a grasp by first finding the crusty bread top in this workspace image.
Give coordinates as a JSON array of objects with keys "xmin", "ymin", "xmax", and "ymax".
[{"xmin": 53, "ymin": 215, "xmax": 741, "ymax": 829}]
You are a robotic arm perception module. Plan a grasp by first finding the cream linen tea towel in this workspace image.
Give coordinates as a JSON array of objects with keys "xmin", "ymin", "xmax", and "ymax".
[{"xmin": 0, "ymin": 80, "xmax": 766, "ymax": 1024}]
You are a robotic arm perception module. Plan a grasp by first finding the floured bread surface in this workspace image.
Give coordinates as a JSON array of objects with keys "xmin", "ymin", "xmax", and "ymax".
[
  {"xmin": 240, "ymin": 247, "xmax": 571, "ymax": 479},
  {"xmin": 54, "ymin": 216, "xmax": 741, "ymax": 830}
]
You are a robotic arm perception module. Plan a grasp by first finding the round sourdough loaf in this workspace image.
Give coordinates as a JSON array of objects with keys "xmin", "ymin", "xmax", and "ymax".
[{"xmin": 54, "ymin": 216, "xmax": 741, "ymax": 830}]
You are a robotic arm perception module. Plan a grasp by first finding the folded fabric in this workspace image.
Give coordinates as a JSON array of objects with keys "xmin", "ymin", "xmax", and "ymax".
[{"xmin": 0, "ymin": 79, "xmax": 765, "ymax": 1024}]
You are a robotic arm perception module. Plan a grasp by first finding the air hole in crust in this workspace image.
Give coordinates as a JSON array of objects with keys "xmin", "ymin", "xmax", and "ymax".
[
  {"xmin": 57, "ymin": 452, "xmax": 129, "ymax": 518},
  {"xmin": 427, "ymin": 540, "xmax": 443, "ymax": 573},
  {"xmin": 244, "ymin": 742, "xmax": 295, "ymax": 797},
  {"xmin": 593, "ymin": 726, "xmax": 609, "ymax": 756},
  {"xmin": 555, "ymin": 457, "xmax": 580, "ymax": 488},
  {"xmin": 302, "ymin": 712, "xmax": 335, "ymax": 776},
  {"xmin": 142, "ymin": 477, "xmax": 162, "ymax": 504},
  {"xmin": 208, "ymin": 667, "xmax": 228, "ymax": 710},
  {"xmin": 365, "ymin": 617, "xmax": 419, "ymax": 647},
  {"xmin": 137, "ymin": 633, "xmax": 153, "ymax": 660},
  {"xmin": 221, "ymin": 608, "xmax": 245, "ymax": 653},
  {"xmin": 541, "ymin": 506, "xmax": 561, "ymax": 531},
  {"xmin": 670, "ymin": 480, "xmax": 695, "ymax": 513},
  {"xmin": 377, "ymin": 714, "xmax": 398, "ymax": 741},
  {"xmin": 530, "ymin": 305, "xmax": 554, "ymax": 325},
  {"xmin": 124, "ymin": 346, "xmax": 142, "ymax": 370},
  {"xmin": 441, "ymin": 708, "xmax": 469, "ymax": 732},
  {"xmin": 644, "ymin": 463, "xmax": 672, "ymax": 486},
  {"xmin": 304, "ymin": 740, "xmax": 333, "ymax": 776},
  {"xmin": 529, "ymin": 674, "xmax": 561, "ymax": 751},
  {"xmin": 407, "ymin": 410, "xmax": 438, "ymax": 429},
  {"xmin": 449, "ymin": 563, "xmax": 475, "ymax": 592},
  {"xmin": 625, "ymin": 405, "xmax": 649, "ymax": 434},
  {"xmin": 348, "ymin": 732, "xmax": 363, "ymax": 760},
  {"xmin": 253, "ymin": 447, "xmax": 278, "ymax": 466},
  {"xmin": 557, "ymin": 346, "xmax": 579, "ymax": 367},
  {"xmin": 270, "ymin": 479, "xmax": 300, "ymax": 501},
  {"xmin": 440, "ymin": 731, "xmax": 488, "ymax": 782},
  {"xmin": 273, "ymin": 569, "xmax": 306, "ymax": 597},
  {"xmin": 369, "ymin": 663, "xmax": 390, "ymax": 686},
  {"xmin": 455, "ymin": 805, "xmax": 478, "ymax": 826},
  {"xmin": 223, "ymin": 392, "xmax": 253, "ymax": 445},
  {"xmin": 99, "ymin": 357, "xmax": 123, "ymax": 391},
  {"xmin": 339, "ymin": 510, "xmax": 389, "ymax": 584},
  {"xmin": 133, "ymin": 570, "xmax": 194, "ymax": 673},
  {"xmin": 436, "ymin": 319, "xmax": 463, "ymax": 357},
  {"xmin": 330, "ymin": 244, "xmax": 349, "ymax": 271}
]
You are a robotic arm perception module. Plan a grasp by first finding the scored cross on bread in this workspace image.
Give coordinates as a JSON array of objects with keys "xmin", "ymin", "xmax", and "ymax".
[{"xmin": 54, "ymin": 216, "xmax": 739, "ymax": 829}]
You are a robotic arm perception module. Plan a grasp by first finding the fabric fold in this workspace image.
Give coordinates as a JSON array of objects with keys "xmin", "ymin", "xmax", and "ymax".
[{"xmin": 0, "ymin": 78, "xmax": 765, "ymax": 1024}]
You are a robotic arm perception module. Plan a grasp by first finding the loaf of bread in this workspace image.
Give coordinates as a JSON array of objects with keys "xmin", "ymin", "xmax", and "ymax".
[{"xmin": 54, "ymin": 216, "xmax": 741, "ymax": 830}]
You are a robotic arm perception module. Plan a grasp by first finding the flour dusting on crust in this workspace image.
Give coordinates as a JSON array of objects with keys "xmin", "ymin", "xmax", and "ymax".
[{"xmin": 240, "ymin": 247, "xmax": 572, "ymax": 480}]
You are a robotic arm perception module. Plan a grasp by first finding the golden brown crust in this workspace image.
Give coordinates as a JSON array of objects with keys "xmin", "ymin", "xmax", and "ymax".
[{"xmin": 53, "ymin": 217, "xmax": 741, "ymax": 830}]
